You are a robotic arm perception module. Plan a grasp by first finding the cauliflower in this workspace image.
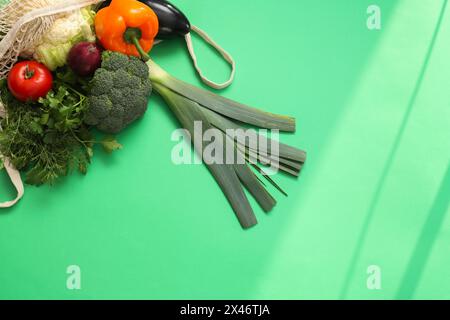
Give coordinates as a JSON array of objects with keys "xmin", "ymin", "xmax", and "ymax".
[{"xmin": 22, "ymin": 4, "xmax": 96, "ymax": 70}]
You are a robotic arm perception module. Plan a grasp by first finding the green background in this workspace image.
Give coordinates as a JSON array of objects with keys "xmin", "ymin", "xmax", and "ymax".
[{"xmin": 1, "ymin": 0, "xmax": 449, "ymax": 300}]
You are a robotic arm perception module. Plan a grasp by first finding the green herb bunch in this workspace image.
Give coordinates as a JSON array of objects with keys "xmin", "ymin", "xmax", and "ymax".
[{"xmin": 0, "ymin": 69, "xmax": 121, "ymax": 185}]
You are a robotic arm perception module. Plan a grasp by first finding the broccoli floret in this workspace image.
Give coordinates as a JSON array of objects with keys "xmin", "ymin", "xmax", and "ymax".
[
  {"xmin": 126, "ymin": 56, "xmax": 150, "ymax": 80},
  {"xmin": 89, "ymin": 69, "xmax": 114, "ymax": 96},
  {"xmin": 84, "ymin": 51, "xmax": 152, "ymax": 134},
  {"xmin": 101, "ymin": 51, "xmax": 130, "ymax": 72}
]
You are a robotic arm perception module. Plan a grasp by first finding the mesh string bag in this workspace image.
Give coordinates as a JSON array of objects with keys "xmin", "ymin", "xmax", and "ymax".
[
  {"xmin": 0, "ymin": 0, "xmax": 105, "ymax": 79},
  {"xmin": 0, "ymin": 0, "xmax": 105, "ymax": 208}
]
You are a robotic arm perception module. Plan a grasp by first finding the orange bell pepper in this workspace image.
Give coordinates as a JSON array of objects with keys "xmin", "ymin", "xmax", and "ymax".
[{"xmin": 95, "ymin": 0, "xmax": 159, "ymax": 61}]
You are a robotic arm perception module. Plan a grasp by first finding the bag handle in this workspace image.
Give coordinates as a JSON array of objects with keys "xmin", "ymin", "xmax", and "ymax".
[
  {"xmin": 0, "ymin": 101, "xmax": 24, "ymax": 208},
  {"xmin": 0, "ymin": 157, "xmax": 24, "ymax": 208},
  {"xmin": 185, "ymin": 26, "xmax": 236, "ymax": 90}
]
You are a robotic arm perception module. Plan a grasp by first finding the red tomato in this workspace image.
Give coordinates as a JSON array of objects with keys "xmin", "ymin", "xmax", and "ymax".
[{"xmin": 7, "ymin": 61, "xmax": 53, "ymax": 102}]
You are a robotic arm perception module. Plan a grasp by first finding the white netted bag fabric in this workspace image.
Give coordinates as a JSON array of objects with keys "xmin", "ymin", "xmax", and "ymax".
[
  {"xmin": 0, "ymin": 0, "xmax": 104, "ymax": 208},
  {"xmin": 0, "ymin": 0, "xmax": 104, "ymax": 79}
]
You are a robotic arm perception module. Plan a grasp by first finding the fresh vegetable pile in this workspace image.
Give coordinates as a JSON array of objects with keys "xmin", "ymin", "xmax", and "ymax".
[{"xmin": 0, "ymin": 0, "xmax": 307, "ymax": 229}]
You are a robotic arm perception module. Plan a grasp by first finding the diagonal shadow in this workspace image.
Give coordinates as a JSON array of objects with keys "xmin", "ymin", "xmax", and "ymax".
[
  {"xmin": 396, "ymin": 162, "xmax": 450, "ymax": 299},
  {"xmin": 339, "ymin": 0, "xmax": 449, "ymax": 299}
]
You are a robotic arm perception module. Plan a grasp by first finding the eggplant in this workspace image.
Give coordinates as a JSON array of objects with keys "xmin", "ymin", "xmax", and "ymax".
[
  {"xmin": 97, "ymin": 0, "xmax": 191, "ymax": 40},
  {"xmin": 143, "ymin": 0, "xmax": 191, "ymax": 39}
]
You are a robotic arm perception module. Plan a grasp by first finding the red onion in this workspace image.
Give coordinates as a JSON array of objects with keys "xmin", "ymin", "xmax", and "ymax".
[{"xmin": 68, "ymin": 42, "xmax": 102, "ymax": 77}]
